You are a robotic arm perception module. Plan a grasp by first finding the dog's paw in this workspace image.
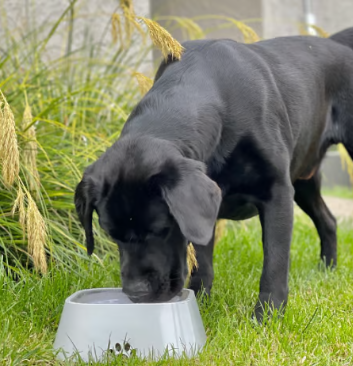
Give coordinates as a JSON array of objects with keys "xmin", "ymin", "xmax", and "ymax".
[
  {"xmin": 108, "ymin": 340, "xmax": 137, "ymax": 359},
  {"xmin": 253, "ymin": 292, "xmax": 287, "ymax": 324},
  {"xmin": 188, "ymin": 280, "xmax": 212, "ymax": 305},
  {"xmin": 318, "ymin": 256, "xmax": 337, "ymax": 272}
]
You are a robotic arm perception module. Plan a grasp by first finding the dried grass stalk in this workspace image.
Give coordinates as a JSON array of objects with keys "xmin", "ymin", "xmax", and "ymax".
[
  {"xmin": 120, "ymin": 0, "xmax": 134, "ymax": 15},
  {"xmin": 299, "ymin": 23, "xmax": 329, "ymax": 38},
  {"xmin": 175, "ymin": 17, "xmax": 204, "ymax": 40},
  {"xmin": 338, "ymin": 144, "xmax": 353, "ymax": 184},
  {"xmin": 132, "ymin": 72, "xmax": 153, "ymax": 96},
  {"xmin": 112, "ymin": 13, "xmax": 123, "ymax": 45},
  {"xmin": 309, "ymin": 25, "xmax": 329, "ymax": 38},
  {"xmin": 160, "ymin": 17, "xmax": 204, "ymax": 40},
  {"xmin": 122, "ymin": 3, "xmax": 134, "ymax": 41},
  {"xmin": 298, "ymin": 24, "xmax": 308, "ymax": 36},
  {"xmin": 11, "ymin": 185, "xmax": 26, "ymax": 232},
  {"xmin": 26, "ymin": 194, "xmax": 47, "ymax": 273},
  {"xmin": 138, "ymin": 17, "xmax": 184, "ymax": 60},
  {"xmin": 118, "ymin": 0, "xmax": 145, "ymax": 46},
  {"xmin": 22, "ymin": 104, "xmax": 40, "ymax": 192},
  {"xmin": 215, "ymin": 219, "xmax": 227, "ymax": 244},
  {"xmin": 228, "ymin": 19, "xmax": 259, "ymax": 43},
  {"xmin": 0, "ymin": 92, "xmax": 20, "ymax": 187},
  {"xmin": 187, "ymin": 243, "xmax": 198, "ymax": 279}
]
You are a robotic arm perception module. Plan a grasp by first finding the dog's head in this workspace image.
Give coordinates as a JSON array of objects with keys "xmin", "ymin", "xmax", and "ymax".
[{"xmin": 74, "ymin": 137, "xmax": 221, "ymax": 302}]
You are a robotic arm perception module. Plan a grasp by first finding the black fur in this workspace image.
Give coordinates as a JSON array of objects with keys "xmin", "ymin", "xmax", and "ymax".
[{"xmin": 75, "ymin": 28, "xmax": 353, "ymax": 320}]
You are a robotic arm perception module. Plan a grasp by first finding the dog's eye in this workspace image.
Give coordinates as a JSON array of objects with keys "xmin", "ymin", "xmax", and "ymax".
[
  {"xmin": 160, "ymin": 228, "xmax": 169, "ymax": 237},
  {"xmin": 153, "ymin": 227, "xmax": 169, "ymax": 238},
  {"xmin": 145, "ymin": 227, "xmax": 169, "ymax": 241}
]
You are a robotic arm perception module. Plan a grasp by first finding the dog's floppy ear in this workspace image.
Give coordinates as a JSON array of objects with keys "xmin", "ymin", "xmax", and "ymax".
[
  {"xmin": 74, "ymin": 178, "xmax": 95, "ymax": 255},
  {"xmin": 162, "ymin": 158, "xmax": 222, "ymax": 245}
]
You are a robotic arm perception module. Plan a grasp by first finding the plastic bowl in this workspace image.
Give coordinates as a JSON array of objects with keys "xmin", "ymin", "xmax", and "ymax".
[{"xmin": 53, "ymin": 288, "xmax": 206, "ymax": 361}]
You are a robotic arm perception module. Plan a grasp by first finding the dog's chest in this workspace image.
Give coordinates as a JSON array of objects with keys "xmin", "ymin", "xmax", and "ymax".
[
  {"xmin": 208, "ymin": 136, "xmax": 277, "ymax": 220},
  {"xmin": 218, "ymin": 194, "xmax": 259, "ymax": 220}
]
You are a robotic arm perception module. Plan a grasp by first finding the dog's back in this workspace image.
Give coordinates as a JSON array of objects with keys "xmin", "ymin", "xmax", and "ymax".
[{"xmin": 146, "ymin": 33, "xmax": 353, "ymax": 179}]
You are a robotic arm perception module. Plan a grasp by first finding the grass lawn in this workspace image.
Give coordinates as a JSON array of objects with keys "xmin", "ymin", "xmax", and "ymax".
[
  {"xmin": 1, "ymin": 212, "xmax": 353, "ymax": 366},
  {"xmin": 322, "ymin": 186, "xmax": 353, "ymax": 200}
]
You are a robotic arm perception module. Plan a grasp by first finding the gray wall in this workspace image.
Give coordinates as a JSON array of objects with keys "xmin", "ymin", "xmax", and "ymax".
[
  {"xmin": 151, "ymin": 0, "xmax": 263, "ymax": 41},
  {"xmin": 321, "ymin": 152, "xmax": 352, "ymax": 189},
  {"xmin": 2, "ymin": 0, "xmax": 352, "ymax": 64},
  {"xmin": 151, "ymin": 0, "xmax": 353, "ymax": 42},
  {"xmin": 0, "ymin": 0, "xmax": 152, "ymax": 72},
  {"xmin": 263, "ymin": 0, "xmax": 353, "ymax": 39}
]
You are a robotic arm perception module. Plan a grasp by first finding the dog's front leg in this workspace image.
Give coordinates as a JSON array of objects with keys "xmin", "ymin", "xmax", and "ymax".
[{"xmin": 255, "ymin": 181, "xmax": 294, "ymax": 322}]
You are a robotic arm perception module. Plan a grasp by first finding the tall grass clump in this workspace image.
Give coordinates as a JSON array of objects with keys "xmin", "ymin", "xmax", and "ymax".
[{"xmin": 0, "ymin": 0, "xmax": 150, "ymax": 273}]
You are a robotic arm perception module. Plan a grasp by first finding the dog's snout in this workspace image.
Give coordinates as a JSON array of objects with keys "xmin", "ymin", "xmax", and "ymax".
[{"xmin": 123, "ymin": 280, "xmax": 151, "ymax": 301}]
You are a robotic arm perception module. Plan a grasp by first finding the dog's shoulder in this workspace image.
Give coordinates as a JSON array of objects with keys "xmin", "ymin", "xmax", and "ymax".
[{"xmin": 154, "ymin": 38, "xmax": 241, "ymax": 82}]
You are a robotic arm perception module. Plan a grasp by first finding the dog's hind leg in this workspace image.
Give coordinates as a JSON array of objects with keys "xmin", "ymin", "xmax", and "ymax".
[
  {"xmin": 294, "ymin": 173, "xmax": 337, "ymax": 267},
  {"xmin": 188, "ymin": 227, "xmax": 216, "ymax": 298}
]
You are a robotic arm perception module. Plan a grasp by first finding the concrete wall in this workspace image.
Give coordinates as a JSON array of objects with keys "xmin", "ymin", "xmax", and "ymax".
[
  {"xmin": 0, "ymin": 0, "xmax": 152, "ymax": 72},
  {"xmin": 262, "ymin": 0, "xmax": 302, "ymax": 39},
  {"xmin": 150, "ymin": 0, "xmax": 263, "ymax": 41},
  {"xmin": 321, "ymin": 152, "xmax": 352, "ymax": 189},
  {"xmin": 150, "ymin": 0, "xmax": 353, "ymax": 43},
  {"xmin": 2, "ymin": 0, "xmax": 352, "ymax": 62},
  {"xmin": 313, "ymin": 0, "xmax": 353, "ymax": 35},
  {"xmin": 150, "ymin": 0, "xmax": 263, "ymax": 65},
  {"xmin": 263, "ymin": 0, "xmax": 353, "ymax": 39}
]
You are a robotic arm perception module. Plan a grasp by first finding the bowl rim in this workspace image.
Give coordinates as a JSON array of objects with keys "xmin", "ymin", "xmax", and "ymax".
[{"xmin": 65, "ymin": 288, "xmax": 195, "ymax": 307}]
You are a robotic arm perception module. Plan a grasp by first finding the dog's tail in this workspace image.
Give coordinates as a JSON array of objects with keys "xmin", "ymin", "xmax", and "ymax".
[
  {"xmin": 329, "ymin": 27, "xmax": 353, "ymax": 50},
  {"xmin": 329, "ymin": 28, "xmax": 353, "ymax": 166}
]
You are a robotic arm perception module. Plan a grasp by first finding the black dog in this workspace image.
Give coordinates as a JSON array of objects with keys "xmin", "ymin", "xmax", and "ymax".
[{"xmin": 75, "ymin": 28, "xmax": 353, "ymax": 321}]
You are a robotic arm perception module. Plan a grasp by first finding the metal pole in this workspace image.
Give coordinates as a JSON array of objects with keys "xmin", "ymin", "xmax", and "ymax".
[{"xmin": 303, "ymin": 0, "xmax": 317, "ymax": 35}]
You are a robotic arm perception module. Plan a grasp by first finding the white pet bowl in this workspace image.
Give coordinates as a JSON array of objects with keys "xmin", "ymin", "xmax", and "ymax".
[{"xmin": 53, "ymin": 288, "xmax": 207, "ymax": 362}]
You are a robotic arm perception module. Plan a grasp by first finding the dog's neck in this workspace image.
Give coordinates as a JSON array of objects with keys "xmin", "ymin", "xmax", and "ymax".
[{"xmin": 121, "ymin": 102, "xmax": 222, "ymax": 163}]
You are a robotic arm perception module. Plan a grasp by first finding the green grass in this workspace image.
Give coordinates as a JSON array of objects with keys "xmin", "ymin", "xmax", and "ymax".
[
  {"xmin": 1, "ymin": 213, "xmax": 353, "ymax": 365},
  {"xmin": 322, "ymin": 186, "xmax": 353, "ymax": 200}
]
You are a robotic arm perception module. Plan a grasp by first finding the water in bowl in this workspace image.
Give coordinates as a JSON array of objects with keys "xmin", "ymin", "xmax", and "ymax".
[{"xmin": 72, "ymin": 289, "xmax": 182, "ymax": 305}]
